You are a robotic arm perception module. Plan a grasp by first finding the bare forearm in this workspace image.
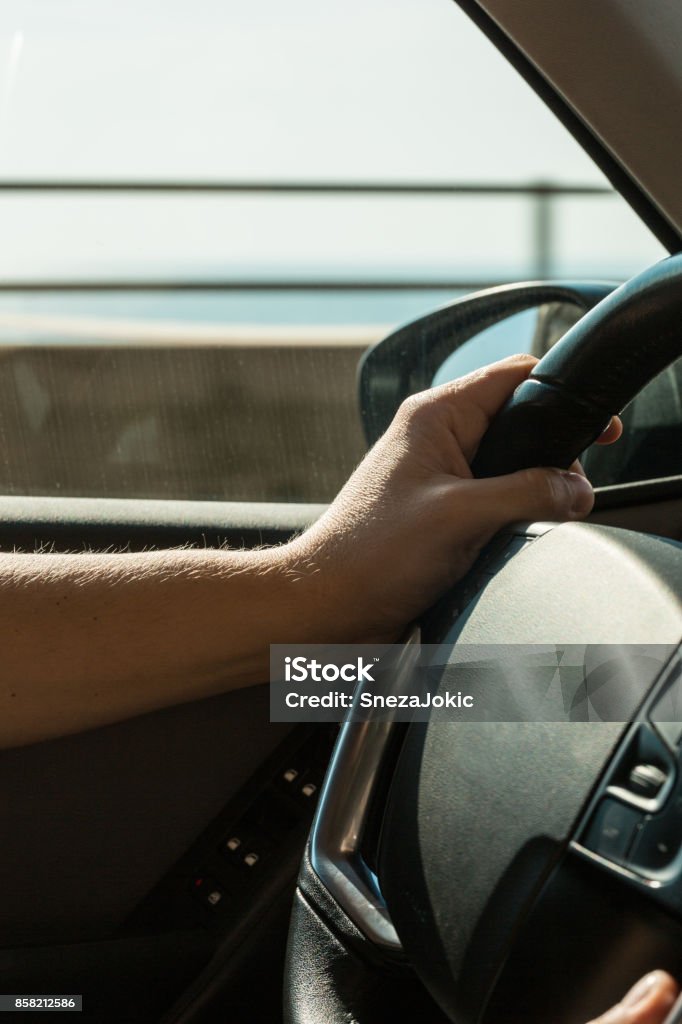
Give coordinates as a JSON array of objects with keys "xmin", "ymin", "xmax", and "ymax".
[
  {"xmin": 0, "ymin": 546, "xmax": 323, "ymax": 748},
  {"xmin": 0, "ymin": 358, "xmax": 611, "ymax": 750}
]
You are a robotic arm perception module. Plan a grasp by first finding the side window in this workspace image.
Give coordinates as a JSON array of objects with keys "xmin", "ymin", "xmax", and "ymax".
[{"xmin": 0, "ymin": 0, "xmax": 667, "ymax": 502}]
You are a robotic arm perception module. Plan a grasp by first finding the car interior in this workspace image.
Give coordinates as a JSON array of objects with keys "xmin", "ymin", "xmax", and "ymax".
[{"xmin": 1, "ymin": 1, "xmax": 682, "ymax": 1023}]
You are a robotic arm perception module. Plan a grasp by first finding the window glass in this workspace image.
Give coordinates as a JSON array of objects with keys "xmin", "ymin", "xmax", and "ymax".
[
  {"xmin": 432, "ymin": 311, "xmax": 541, "ymax": 387},
  {"xmin": 0, "ymin": 0, "xmax": 669, "ymax": 502}
]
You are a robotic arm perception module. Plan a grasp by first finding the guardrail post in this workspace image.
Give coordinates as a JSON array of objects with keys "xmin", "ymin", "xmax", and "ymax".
[{"xmin": 532, "ymin": 184, "xmax": 553, "ymax": 280}]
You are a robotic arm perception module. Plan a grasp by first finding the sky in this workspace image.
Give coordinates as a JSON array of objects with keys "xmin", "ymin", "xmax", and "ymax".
[{"xmin": 0, "ymin": 0, "xmax": 666, "ymax": 284}]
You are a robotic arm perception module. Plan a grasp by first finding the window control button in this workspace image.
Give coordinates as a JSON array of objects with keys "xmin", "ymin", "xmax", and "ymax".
[
  {"xmin": 584, "ymin": 799, "xmax": 642, "ymax": 863},
  {"xmin": 232, "ymin": 828, "xmax": 273, "ymax": 872},
  {"xmin": 191, "ymin": 876, "xmax": 227, "ymax": 911},
  {"xmin": 276, "ymin": 764, "xmax": 307, "ymax": 793},
  {"xmin": 293, "ymin": 774, "xmax": 321, "ymax": 807},
  {"xmin": 223, "ymin": 836, "xmax": 242, "ymax": 854}
]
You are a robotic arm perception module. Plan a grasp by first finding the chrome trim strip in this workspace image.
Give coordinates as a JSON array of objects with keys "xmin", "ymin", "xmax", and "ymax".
[
  {"xmin": 570, "ymin": 840, "xmax": 661, "ymax": 889},
  {"xmin": 309, "ymin": 626, "xmax": 421, "ymax": 952}
]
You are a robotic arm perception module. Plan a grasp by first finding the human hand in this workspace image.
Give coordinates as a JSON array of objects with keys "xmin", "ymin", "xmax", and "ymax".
[
  {"xmin": 588, "ymin": 971, "xmax": 678, "ymax": 1024},
  {"xmin": 285, "ymin": 354, "xmax": 622, "ymax": 642}
]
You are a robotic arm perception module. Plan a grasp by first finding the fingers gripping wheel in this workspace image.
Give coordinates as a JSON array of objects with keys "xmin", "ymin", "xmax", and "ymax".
[
  {"xmin": 472, "ymin": 254, "xmax": 682, "ymax": 477},
  {"xmin": 358, "ymin": 280, "xmax": 614, "ymax": 446}
]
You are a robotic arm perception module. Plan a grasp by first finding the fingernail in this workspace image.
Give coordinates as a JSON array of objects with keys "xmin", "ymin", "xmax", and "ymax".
[
  {"xmin": 621, "ymin": 971, "xmax": 664, "ymax": 1008},
  {"xmin": 558, "ymin": 470, "xmax": 594, "ymax": 518}
]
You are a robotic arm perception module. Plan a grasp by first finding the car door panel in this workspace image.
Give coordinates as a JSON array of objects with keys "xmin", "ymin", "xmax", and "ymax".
[
  {"xmin": 0, "ymin": 484, "xmax": 678, "ymax": 1024},
  {"xmin": 0, "ymin": 496, "xmax": 326, "ymax": 552},
  {"xmin": 0, "ymin": 500, "xmax": 322, "ymax": 1020},
  {"xmin": 0, "ymin": 684, "xmax": 290, "ymax": 946}
]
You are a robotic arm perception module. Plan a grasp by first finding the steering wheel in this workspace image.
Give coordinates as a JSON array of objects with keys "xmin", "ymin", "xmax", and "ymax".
[{"xmin": 283, "ymin": 255, "xmax": 682, "ymax": 1024}]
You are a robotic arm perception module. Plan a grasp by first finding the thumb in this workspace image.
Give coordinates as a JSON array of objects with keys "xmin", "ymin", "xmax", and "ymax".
[
  {"xmin": 464, "ymin": 466, "xmax": 595, "ymax": 532},
  {"xmin": 588, "ymin": 971, "xmax": 679, "ymax": 1024}
]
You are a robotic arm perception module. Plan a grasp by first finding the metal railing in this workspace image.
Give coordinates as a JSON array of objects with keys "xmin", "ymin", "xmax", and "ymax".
[{"xmin": 0, "ymin": 179, "xmax": 613, "ymax": 291}]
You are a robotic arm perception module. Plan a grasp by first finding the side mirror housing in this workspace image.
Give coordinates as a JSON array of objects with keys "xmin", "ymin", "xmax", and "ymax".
[{"xmin": 357, "ymin": 281, "xmax": 615, "ymax": 446}]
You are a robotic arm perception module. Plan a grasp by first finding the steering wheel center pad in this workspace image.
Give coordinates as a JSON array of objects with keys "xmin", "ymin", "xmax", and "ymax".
[
  {"xmin": 285, "ymin": 523, "xmax": 682, "ymax": 1024},
  {"xmin": 380, "ymin": 522, "xmax": 682, "ymax": 1022}
]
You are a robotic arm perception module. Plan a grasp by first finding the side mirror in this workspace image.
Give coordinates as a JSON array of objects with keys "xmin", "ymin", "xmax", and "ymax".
[{"xmin": 357, "ymin": 281, "xmax": 616, "ymax": 446}]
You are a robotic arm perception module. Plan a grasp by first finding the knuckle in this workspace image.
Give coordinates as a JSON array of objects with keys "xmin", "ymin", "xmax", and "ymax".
[
  {"xmin": 544, "ymin": 468, "xmax": 571, "ymax": 510},
  {"xmin": 397, "ymin": 391, "xmax": 431, "ymax": 423},
  {"xmin": 504, "ymin": 352, "xmax": 538, "ymax": 370},
  {"xmin": 523, "ymin": 467, "xmax": 560, "ymax": 507},
  {"xmin": 519, "ymin": 466, "xmax": 542, "ymax": 491}
]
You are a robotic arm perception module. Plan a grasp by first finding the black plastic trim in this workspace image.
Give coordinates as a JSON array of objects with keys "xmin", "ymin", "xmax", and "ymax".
[
  {"xmin": 593, "ymin": 475, "xmax": 682, "ymax": 511},
  {"xmin": 452, "ymin": 0, "xmax": 682, "ymax": 254},
  {"xmin": 0, "ymin": 496, "xmax": 325, "ymax": 551}
]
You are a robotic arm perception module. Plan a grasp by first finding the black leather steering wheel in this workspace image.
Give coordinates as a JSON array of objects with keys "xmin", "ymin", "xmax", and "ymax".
[
  {"xmin": 284, "ymin": 256, "xmax": 682, "ymax": 1024},
  {"xmin": 471, "ymin": 254, "xmax": 682, "ymax": 477}
]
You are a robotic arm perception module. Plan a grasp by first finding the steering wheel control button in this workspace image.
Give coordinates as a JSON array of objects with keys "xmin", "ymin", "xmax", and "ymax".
[
  {"xmin": 605, "ymin": 724, "xmax": 676, "ymax": 813},
  {"xmin": 628, "ymin": 811, "xmax": 682, "ymax": 876},
  {"xmin": 584, "ymin": 799, "xmax": 642, "ymax": 863},
  {"xmin": 628, "ymin": 763, "xmax": 668, "ymax": 798}
]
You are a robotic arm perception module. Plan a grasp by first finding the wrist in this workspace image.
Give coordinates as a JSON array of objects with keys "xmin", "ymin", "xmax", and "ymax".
[
  {"xmin": 269, "ymin": 529, "xmax": 394, "ymax": 644},
  {"xmin": 252, "ymin": 536, "xmax": 344, "ymax": 644}
]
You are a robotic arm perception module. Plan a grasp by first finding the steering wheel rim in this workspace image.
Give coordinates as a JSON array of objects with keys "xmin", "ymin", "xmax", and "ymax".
[{"xmin": 472, "ymin": 253, "xmax": 682, "ymax": 476}]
